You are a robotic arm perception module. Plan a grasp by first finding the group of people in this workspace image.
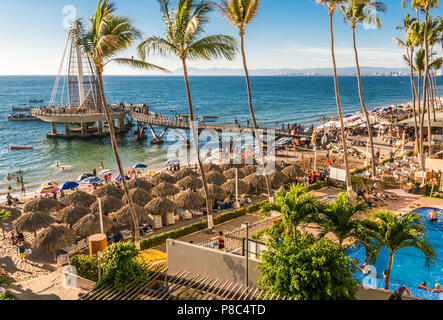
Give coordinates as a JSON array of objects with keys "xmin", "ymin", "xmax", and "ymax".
[
  {"xmin": 357, "ymin": 186, "xmax": 387, "ymax": 208},
  {"xmin": 302, "ymin": 169, "xmax": 328, "ymax": 186}
]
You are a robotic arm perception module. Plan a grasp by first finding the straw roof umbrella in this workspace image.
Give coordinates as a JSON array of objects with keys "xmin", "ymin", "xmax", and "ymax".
[
  {"xmin": 92, "ymin": 184, "xmax": 124, "ymax": 199},
  {"xmin": 281, "ymin": 165, "xmax": 305, "ymax": 180},
  {"xmin": 90, "ymin": 195, "xmax": 124, "ymax": 215},
  {"xmin": 221, "ymin": 179, "xmax": 250, "ymax": 196},
  {"xmin": 60, "ymin": 190, "xmax": 96, "ymax": 207},
  {"xmin": 73, "ymin": 213, "xmax": 113, "ymax": 238},
  {"xmin": 224, "ymin": 168, "xmax": 246, "ymax": 180},
  {"xmin": 203, "ymin": 163, "xmax": 222, "ymax": 173},
  {"xmin": 207, "ymin": 171, "xmax": 227, "ymax": 186},
  {"xmin": 122, "ymin": 188, "xmax": 153, "ymax": 207},
  {"xmin": 243, "ymin": 173, "xmax": 267, "ymax": 194},
  {"xmin": 241, "ymin": 165, "xmax": 257, "ymax": 176},
  {"xmin": 55, "ymin": 205, "xmax": 90, "ymax": 228},
  {"xmin": 177, "ymin": 176, "xmax": 203, "ymax": 191},
  {"xmin": 33, "ymin": 224, "xmax": 77, "ymax": 261},
  {"xmin": 152, "ymin": 182, "xmax": 179, "ymax": 198},
  {"xmin": 270, "ymin": 171, "xmax": 289, "ymax": 187},
  {"xmin": 23, "ymin": 197, "xmax": 62, "ymax": 214},
  {"xmin": 144, "ymin": 197, "xmax": 177, "ymax": 216},
  {"xmin": 127, "ymin": 178, "xmax": 154, "ymax": 191},
  {"xmin": 198, "ymin": 184, "xmax": 227, "ymax": 201},
  {"xmin": 219, "ymin": 163, "xmax": 233, "ymax": 171},
  {"xmin": 14, "ymin": 212, "xmax": 55, "ymax": 237},
  {"xmin": 111, "ymin": 204, "xmax": 148, "ymax": 227},
  {"xmin": 174, "ymin": 167, "xmax": 199, "ymax": 180},
  {"xmin": 150, "ymin": 172, "xmax": 177, "ymax": 184},
  {"xmin": 174, "ymin": 189, "xmax": 205, "ymax": 210}
]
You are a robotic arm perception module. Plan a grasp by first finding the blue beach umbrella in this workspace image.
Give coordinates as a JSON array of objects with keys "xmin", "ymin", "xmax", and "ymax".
[
  {"xmin": 99, "ymin": 169, "xmax": 112, "ymax": 175},
  {"xmin": 77, "ymin": 173, "xmax": 94, "ymax": 182},
  {"xmin": 82, "ymin": 176, "xmax": 103, "ymax": 184},
  {"xmin": 133, "ymin": 163, "xmax": 148, "ymax": 169},
  {"xmin": 344, "ymin": 114, "xmax": 353, "ymax": 118},
  {"xmin": 382, "ymin": 107, "xmax": 392, "ymax": 112},
  {"xmin": 114, "ymin": 175, "xmax": 130, "ymax": 181},
  {"xmin": 60, "ymin": 181, "xmax": 79, "ymax": 190},
  {"xmin": 166, "ymin": 159, "xmax": 181, "ymax": 165}
]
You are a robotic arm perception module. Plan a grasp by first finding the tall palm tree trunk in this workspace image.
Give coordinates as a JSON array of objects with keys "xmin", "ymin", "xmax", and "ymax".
[
  {"xmin": 422, "ymin": 10, "xmax": 431, "ymax": 167},
  {"xmin": 329, "ymin": 8, "xmax": 352, "ymax": 194},
  {"xmin": 418, "ymin": 71, "xmax": 426, "ymax": 169},
  {"xmin": 352, "ymin": 25, "xmax": 376, "ymax": 178},
  {"xmin": 240, "ymin": 33, "xmax": 273, "ymax": 202},
  {"xmin": 96, "ymin": 71, "xmax": 140, "ymax": 242},
  {"xmin": 385, "ymin": 251, "xmax": 394, "ymax": 290},
  {"xmin": 408, "ymin": 47, "xmax": 419, "ymax": 147},
  {"xmin": 181, "ymin": 58, "xmax": 213, "ymax": 231}
]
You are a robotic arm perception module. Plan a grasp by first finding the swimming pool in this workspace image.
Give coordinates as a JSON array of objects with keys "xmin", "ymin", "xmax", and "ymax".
[{"xmin": 347, "ymin": 207, "xmax": 443, "ymax": 300}]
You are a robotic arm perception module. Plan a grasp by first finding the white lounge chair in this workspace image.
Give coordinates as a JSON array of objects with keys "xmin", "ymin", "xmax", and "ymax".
[
  {"xmin": 77, "ymin": 239, "xmax": 88, "ymax": 253},
  {"xmin": 58, "ymin": 254, "xmax": 69, "ymax": 266}
]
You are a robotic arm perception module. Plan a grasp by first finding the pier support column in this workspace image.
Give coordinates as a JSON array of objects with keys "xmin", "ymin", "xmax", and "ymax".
[
  {"xmin": 148, "ymin": 124, "xmax": 167, "ymax": 145},
  {"xmin": 117, "ymin": 118, "xmax": 124, "ymax": 132},
  {"xmin": 81, "ymin": 122, "xmax": 87, "ymax": 136},
  {"xmin": 65, "ymin": 123, "xmax": 71, "ymax": 136},
  {"xmin": 51, "ymin": 122, "xmax": 57, "ymax": 135},
  {"xmin": 97, "ymin": 121, "xmax": 103, "ymax": 134}
]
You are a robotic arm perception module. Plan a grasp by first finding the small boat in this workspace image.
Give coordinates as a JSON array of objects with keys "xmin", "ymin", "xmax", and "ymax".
[
  {"xmin": 7, "ymin": 114, "xmax": 39, "ymax": 121},
  {"xmin": 169, "ymin": 108, "xmax": 176, "ymax": 112},
  {"xmin": 201, "ymin": 115, "xmax": 218, "ymax": 123},
  {"xmin": 9, "ymin": 145, "xmax": 33, "ymax": 150},
  {"xmin": 11, "ymin": 106, "xmax": 31, "ymax": 112},
  {"xmin": 29, "ymin": 98, "xmax": 43, "ymax": 103}
]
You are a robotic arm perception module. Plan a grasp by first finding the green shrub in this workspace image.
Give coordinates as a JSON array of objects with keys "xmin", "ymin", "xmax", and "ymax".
[
  {"xmin": 0, "ymin": 291, "xmax": 16, "ymax": 300},
  {"xmin": 69, "ymin": 255, "xmax": 99, "ymax": 282}
]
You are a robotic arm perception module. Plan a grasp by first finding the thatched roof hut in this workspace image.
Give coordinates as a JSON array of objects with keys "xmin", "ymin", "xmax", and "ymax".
[
  {"xmin": 0, "ymin": 206, "xmax": 22, "ymax": 223},
  {"xmin": 93, "ymin": 184, "xmax": 124, "ymax": 199},
  {"xmin": 281, "ymin": 165, "xmax": 305, "ymax": 180},
  {"xmin": 60, "ymin": 190, "xmax": 96, "ymax": 207},
  {"xmin": 73, "ymin": 213, "xmax": 113, "ymax": 238},
  {"xmin": 55, "ymin": 205, "xmax": 90, "ymax": 227},
  {"xmin": 174, "ymin": 189, "xmax": 205, "ymax": 210},
  {"xmin": 111, "ymin": 204, "xmax": 149, "ymax": 226},
  {"xmin": 270, "ymin": 171, "xmax": 289, "ymax": 187},
  {"xmin": 122, "ymin": 188, "xmax": 153, "ymax": 207},
  {"xmin": 241, "ymin": 165, "xmax": 257, "ymax": 176},
  {"xmin": 219, "ymin": 163, "xmax": 233, "ymax": 171},
  {"xmin": 144, "ymin": 198, "xmax": 177, "ymax": 216},
  {"xmin": 90, "ymin": 195, "xmax": 124, "ymax": 215},
  {"xmin": 174, "ymin": 167, "xmax": 199, "ymax": 180},
  {"xmin": 243, "ymin": 173, "xmax": 267, "ymax": 193},
  {"xmin": 199, "ymin": 184, "xmax": 227, "ymax": 201},
  {"xmin": 152, "ymin": 182, "xmax": 179, "ymax": 198},
  {"xmin": 221, "ymin": 179, "xmax": 250, "ymax": 195},
  {"xmin": 224, "ymin": 168, "xmax": 246, "ymax": 180},
  {"xmin": 150, "ymin": 172, "xmax": 177, "ymax": 184},
  {"xmin": 23, "ymin": 197, "xmax": 62, "ymax": 214},
  {"xmin": 207, "ymin": 171, "xmax": 227, "ymax": 186},
  {"xmin": 177, "ymin": 176, "xmax": 203, "ymax": 191},
  {"xmin": 14, "ymin": 212, "xmax": 55, "ymax": 237},
  {"xmin": 203, "ymin": 163, "xmax": 222, "ymax": 173},
  {"xmin": 33, "ymin": 224, "xmax": 77, "ymax": 261},
  {"xmin": 127, "ymin": 178, "xmax": 154, "ymax": 191}
]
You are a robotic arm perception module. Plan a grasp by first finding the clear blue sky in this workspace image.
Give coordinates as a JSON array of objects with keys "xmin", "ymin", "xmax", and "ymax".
[{"xmin": 0, "ymin": 0, "xmax": 441, "ymax": 75}]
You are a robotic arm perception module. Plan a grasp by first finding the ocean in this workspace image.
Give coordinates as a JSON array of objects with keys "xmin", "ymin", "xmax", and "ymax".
[{"xmin": 0, "ymin": 75, "xmax": 442, "ymax": 195}]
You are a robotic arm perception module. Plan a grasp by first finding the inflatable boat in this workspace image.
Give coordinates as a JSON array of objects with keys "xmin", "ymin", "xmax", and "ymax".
[{"xmin": 8, "ymin": 145, "xmax": 33, "ymax": 150}]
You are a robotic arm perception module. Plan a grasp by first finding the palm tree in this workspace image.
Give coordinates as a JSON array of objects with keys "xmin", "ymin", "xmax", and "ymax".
[
  {"xmin": 211, "ymin": 0, "xmax": 274, "ymax": 203},
  {"xmin": 360, "ymin": 210, "xmax": 436, "ymax": 290},
  {"xmin": 138, "ymin": 0, "xmax": 238, "ymax": 231},
  {"xmin": 315, "ymin": 0, "xmax": 353, "ymax": 195},
  {"xmin": 261, "ymin": 184, "xmax": 324, "ymax": 238},
  {"xmin": 340, "ymin": 0, "xmax": 387, "ymax": 179},
  {"xmin": 78, "ymin": 0, "xmax": 168, "ymax": 242},
  {"xmin": 315, "ymin": 193, "xmax": 367, "ymax": 246}
]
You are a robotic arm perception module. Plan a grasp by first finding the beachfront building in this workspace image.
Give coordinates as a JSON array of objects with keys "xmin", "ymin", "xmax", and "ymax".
[{"xmin": 30, "ymin": 22, "xmax": 129, "ymax": 139}]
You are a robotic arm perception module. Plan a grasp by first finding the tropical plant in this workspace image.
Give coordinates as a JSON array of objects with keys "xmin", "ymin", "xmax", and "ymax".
[
  {"xmin": 0, "ymin": 209, "xmax": 11, "ymax": 238},
  {"xmin": 97, "ymin": 242, "xmax": 149, "ymax": 290},
  {"xmin": 315, "ymin": 193, "xmax": 367, "ymax": 246},
  {"xmin": 78, "ymin": 0, "xmax": 168, "ymax": 242},
  {"xmin": 315, "ymin": 0, "xmax": 353, "ymax": 195},
  {"xmin": 359, "ymin": 210, "xmax": 436, "ymax": 290},
  {"xmin": 211, "ymin": 0, "xmax": 273, "ymax": 202},
  {"xmin": 340, "ymin": 0, "xmax": 387, "ymax": 178},
  {"xmin": 69, "ymin": 255, "xmax": 99, "ymax": 282},
  {"xmin": 0, "ymin": 291, "xmax": 16, "ymax": 300},
  {"xmin": 138, "ymin": 0, "xmax": 238, "ymax": 230},
  {"xmin": 258, "ymin": 233, "xmax": 358, "ymax": 300},
  {"xmin": 261, "ymin": 184, "xmax": 324, "ymax": 237}
]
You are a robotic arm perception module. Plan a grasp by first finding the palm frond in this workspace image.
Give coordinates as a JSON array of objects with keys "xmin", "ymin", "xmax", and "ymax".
[
  {"xmin": 107, "ymin": 58, "xmax": 171, "ymax": 73},
  {"xmin": 187, "ymin": 34, "xmax": 238, "ymax": 61}
]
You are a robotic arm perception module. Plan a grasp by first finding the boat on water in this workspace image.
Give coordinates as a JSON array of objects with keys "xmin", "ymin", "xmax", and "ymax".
[
  {"xmin": 9, "ymin": 145, "xmax": 33, "ymax": 150},
  {"xmin": 29, "ymin": 98, "xmax": 43, "ymax": 103},
  {"xmin": 201, "ymin": 115, "xmax": 218, "ymax": 122},
  {"xmin": 11, "ymin": 104, "xmax": 31, "ymax": 111},
  {"xmin": 7, "ymin": 113, "xmax": 40, "ymax": 121}
]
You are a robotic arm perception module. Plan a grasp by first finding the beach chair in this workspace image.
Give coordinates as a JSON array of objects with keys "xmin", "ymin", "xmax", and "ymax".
[
  {"xmin": 57, "ymin": 254, "xmax": 69, "ymax": 266},
  {"xmin": 120, "ymin": 230, "xmax": 133, "ymax": 242},
  {"xmin": 67, "ymin": 244, "xmax": 78, "ymax": 256},
  {"xmin": 113, "ymin": 233, "xmax": 122, "ymax": 243},
  {"xmin": 77, "ymin": 239, "xmax": 88, "ymax": 253}
]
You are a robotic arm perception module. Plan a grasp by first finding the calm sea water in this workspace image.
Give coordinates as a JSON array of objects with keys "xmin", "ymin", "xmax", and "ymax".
[{"xmin": 0, "ymin": 75, "xmax": 442, "ymax": 195}]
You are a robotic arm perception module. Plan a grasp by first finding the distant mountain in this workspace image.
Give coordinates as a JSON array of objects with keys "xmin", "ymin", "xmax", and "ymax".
[{"xmin": 172, "ymin": 66, "xmax": 410, "ymax": 76}]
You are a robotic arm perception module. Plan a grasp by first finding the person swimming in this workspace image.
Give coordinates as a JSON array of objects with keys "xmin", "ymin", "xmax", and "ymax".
[
  {"xmin": 428, "ymin": 209, "xmax": 438, "ymax": 223},
  {"xmin": 417, "ymin": 281, "xmax": 430, "ymax": 292}
]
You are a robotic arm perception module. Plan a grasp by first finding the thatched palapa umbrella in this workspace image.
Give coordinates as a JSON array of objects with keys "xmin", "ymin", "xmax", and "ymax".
[
  {"xmin": 224, "ymin": 168, "xmax": 246, "ymax": 180},
  {"xmin": 23, "ymin": 197, "xmax": 62, "ymax": 214},
  {"xmin": 219, "ymin": 163, "xmax": 233, "ymax": 171},
  {"xmin": 122, "ymin": 188, "xmax": 153, "ymax": 207},
  {"xmin": 145, "ymin": 197, "xmax": 177, "ymax": 216},
  {"xmin": 93, "ymin": 184, "xmax": 124, "ymax": 199},
  {"xmin": 241, "ymin": 165, "xmax": 257, "ymax": 176},
  {"xmin": 152, "ymin": 182, "xmax": 179, "ymax": 198},
  {"xmin": 281, "ymin": 165, "xmax": 305, "ymax": 181},
  {"xmin": 221, "ymin": 179, "xmax": 250, "ymax": 196},
  {"xmin": 55, "ymin": 205, "xmax": 90, "ymax": 227},
  {"xmin": 207, "ymin": 171, "xmax": 227, "ymax": 186},
  {"xmin": 73, "ymin": 213, "xmax": 113, "ymax": 238},
  {"xmin": 60, "ymin": 190, "xmax": 96, "ymax": 207},
  {"xmin": 203, "ymin": 163, "xmax": 222, "ymax": 173},
  {"xmin": 270, "ymin": 171, "xmax": 289, "ymax": 187},
  {"xmin": 90, "ymin": 195, "xmax": 124, "ymax": 215},
  {"xmin": 150, "ymin": 172, "xmax": 177, "ymax": 184},
  {"xmin": 174, "ymin": 189, "xmax": 205, "ymax": 210},
  {"xmin": 33, "ymin": 224, "xmax": 77, "ymax": 261},
  {"xmin": 174, "ymin": 167, "xmax": 198, "ymax": 180},
  {"xmin": 177, "ymin": 176, "xmax": 203, "ymax": 191},
  {"xmin": 127, "ymin": 178, "xmax": 154, "ymax": 191},
  {"xmin": 243, "ymin": 173, "xmax": 267, "ymax": 194},
  {"xmin": 198, "ymin": 184, "xmax": 227, "ymax": 201},
  {"xmin": 14, "ymin": 211, "xmax": 55, "ymax": 237},
  {"xmin": 111, "ymin": 204, "xmax": 148, "ymax": 227}
]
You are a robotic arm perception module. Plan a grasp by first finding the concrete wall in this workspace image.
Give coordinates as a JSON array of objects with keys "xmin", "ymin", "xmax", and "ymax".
[
  {"xmin": 356, "ymin": 286, "xmax": 421, "ymax": 301},
  {"xmin": 166, "ymin": 239, "xmax": 260, "ymax": 288},
  {"xmin": 426, "ymin": 158, "xmax": 443, "ymax": 171}
]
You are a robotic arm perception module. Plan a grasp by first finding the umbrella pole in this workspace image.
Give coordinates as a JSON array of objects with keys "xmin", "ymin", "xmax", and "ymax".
[
  {"xmin": 98, "ymin": 197, "xmax": 104, "ymax": 234},
  {"xmin": 235, "ymin": 169, "xmax": 240, "ymax": 209}
]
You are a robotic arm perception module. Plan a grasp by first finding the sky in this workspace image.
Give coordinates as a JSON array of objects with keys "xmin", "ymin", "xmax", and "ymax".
[{"xmin": 0, "ymin": 0, "xmax": 441, "ymax": 75}]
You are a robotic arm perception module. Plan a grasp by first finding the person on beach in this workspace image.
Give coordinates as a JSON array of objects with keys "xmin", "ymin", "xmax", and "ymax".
[
  {"xmin": 417, "ymin": 281, "xmax": 430, "ymax": 292},
  {"xmin": 20, "ymin": 182, "xmax": 25, "ymax": 195},
  {"xmin": 218, "ymin": 231, "xmax": 225, "ymax": 251},
  {"xmin": 100, "ymin": 161, "xmax": 104, "ymax": 169}
]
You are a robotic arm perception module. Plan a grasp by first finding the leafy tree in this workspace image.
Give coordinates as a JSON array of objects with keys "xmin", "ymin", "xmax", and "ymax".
[
  {"xmin": 69, "ymin": 255, "xmax": 99, "ymax": 282},
  {"xmin": 359, "ymin": 210, "xmax": 436, "ymax": 290},
  {"xmin": 0, "ymin": 209, "xmax": 11, "ymax": 238},
  {"xmin": 97, "ymin": 242, "xmax": 149, "ymax": 290},
  {"xmin": 258, "ymin": 233, "xmax": 358, "ymax": 300}
]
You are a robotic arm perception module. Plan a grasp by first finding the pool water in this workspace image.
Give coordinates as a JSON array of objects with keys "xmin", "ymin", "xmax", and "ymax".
[{"xmin": 347, "ymin": 207, "xmax": 443, "ymax": 300}]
